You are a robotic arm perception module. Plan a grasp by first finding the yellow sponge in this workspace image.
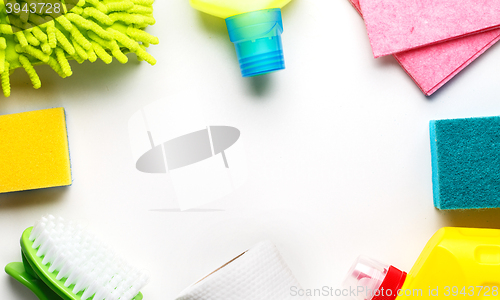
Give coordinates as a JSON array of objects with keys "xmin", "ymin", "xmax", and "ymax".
[{"xmin": 0, "ymin": 108, "xmax": 71, "ymax": 193}]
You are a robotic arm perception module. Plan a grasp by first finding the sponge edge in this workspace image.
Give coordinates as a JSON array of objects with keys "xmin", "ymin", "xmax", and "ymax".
[
  {"xmin": 430, "ymin": 116, "xmax": 500, "ymax": 210},
  {"xmin": 0, "ymin": 108, "xmax": 72, "ymax": 194},
  {"xmin": 429, "ymin": 120, "xmax": 440, "ymax": 209}
]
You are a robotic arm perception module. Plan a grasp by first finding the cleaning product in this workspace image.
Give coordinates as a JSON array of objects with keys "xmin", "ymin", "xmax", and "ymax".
[
  {"xmin": 348, "ymin": 0, "xmax": 500, "ymax": 96},
  {"xmin": 0, "ymin": 107, "xmax": 72, "ymax": 194},
  {"xmin": 359, "ymin": 0, "xmax": 500, "ymax": 57},
  {"xmin": 189, "ymin": 0, "xmax": 291, "ymax": 77},
  {"xmin": 0, "ymin": 0, "xmax": 158, "ymax": 97},
  {"xmin": 5, "ymin": 215, "xmax": 149, "ymax": 300},
  {"xmin": 430, "ymin": 116, "xmax": 500, "ymax": 210},
  {"xmin": 343, "ymin": 227, "xmax": 500, "ymax": 300}
]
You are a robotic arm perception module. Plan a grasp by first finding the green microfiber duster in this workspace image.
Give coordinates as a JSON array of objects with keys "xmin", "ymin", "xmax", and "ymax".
[
  {"xmin": 0, "ymin": 0, "xmax": 158, "ymax": 97},
  {"xmin": 430, "ymin": 116, "xmax": 500, "ymax": 210}
]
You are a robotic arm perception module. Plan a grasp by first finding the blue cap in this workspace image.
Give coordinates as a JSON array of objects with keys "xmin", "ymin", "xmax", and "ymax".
[{"xmin": 225, "ymin": 8, "xmax": 285, "ymax": 77}]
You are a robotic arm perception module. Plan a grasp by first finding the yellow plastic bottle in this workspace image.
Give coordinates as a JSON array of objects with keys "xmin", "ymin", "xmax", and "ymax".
[
  {"xmin": 190, "ymin": 0, "xmax": 292, "ymax": 77},
  {"xmin": 344, "ymin": 227, "xmax": 500, "ymax": 300}
]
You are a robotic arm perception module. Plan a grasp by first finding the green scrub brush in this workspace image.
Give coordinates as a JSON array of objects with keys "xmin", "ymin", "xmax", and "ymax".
[
  {"xmin": 5, "ymin": 215, "xmax": 149, "ymax": 300},
  {"xmin": 0, "ymin": 0, "xmax": 158, "ymax": 97}
]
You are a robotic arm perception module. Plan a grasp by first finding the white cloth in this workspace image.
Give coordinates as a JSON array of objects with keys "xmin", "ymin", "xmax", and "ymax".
[{"xmin": 176, "ymin": 241, "xmax": 308, "ymax": 300}]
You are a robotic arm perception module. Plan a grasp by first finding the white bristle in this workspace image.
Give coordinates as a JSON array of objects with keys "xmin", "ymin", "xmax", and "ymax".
[
  {"xmin": 48, "ymin": 250, "xmax": 67, "ymax": 273},
  {"xmin": 32, "ymin": 230, "xmax": 50, "ymax": 249},
  {"xmin": 42, "ymin": 247, "xmax": 57, "ymax": 265},
  {"xmin": 29, "ymin": 216, "xmax": 49, "ymax": 241},
  {"xmin": 29, "ymin": 215, "xmax": 148, "ymax": 300}
]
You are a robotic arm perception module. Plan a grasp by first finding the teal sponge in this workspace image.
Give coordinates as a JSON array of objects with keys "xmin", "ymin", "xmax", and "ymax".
[{"xmin": 430, "ymin": 116, "xmax": 500, "ymax": 210}]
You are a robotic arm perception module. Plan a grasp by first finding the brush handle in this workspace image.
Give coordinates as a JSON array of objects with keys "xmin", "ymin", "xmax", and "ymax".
[{"xmin": 5, "ymin": 260, "xmax": 62, "ymax": 300}]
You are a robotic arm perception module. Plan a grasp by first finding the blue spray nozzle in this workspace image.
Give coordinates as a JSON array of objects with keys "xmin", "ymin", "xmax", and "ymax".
[{"xmin": 225, "ymin": 8, "xmax": 285, "ymax": 77}]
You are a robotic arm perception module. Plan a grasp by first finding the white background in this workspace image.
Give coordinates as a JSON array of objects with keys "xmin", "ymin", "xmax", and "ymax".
[{"xmin": 2, "ymin": 0, "xmax": 500, "ymax": 299}]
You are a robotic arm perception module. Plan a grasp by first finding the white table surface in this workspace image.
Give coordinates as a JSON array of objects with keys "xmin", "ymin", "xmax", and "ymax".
[{"xmin": 2, "ymin": 0, "xmax": 500, "ymax": 299}]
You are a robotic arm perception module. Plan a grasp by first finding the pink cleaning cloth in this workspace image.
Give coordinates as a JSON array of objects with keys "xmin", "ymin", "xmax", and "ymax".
[
  {"xmin": 349, "ymin": 0, "xmax": 500, "ymax": 96},
  {"xmin": 348, "ymin": 0, "xmax": 362, "ymax": 14},
  {"xmin": 359, "ymin": 0, "xmax": 500, "ymax": 58}
]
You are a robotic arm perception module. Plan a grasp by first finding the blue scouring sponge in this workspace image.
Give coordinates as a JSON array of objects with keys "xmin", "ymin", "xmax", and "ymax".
[{"xmin": 430, "ymin": 116, "xmax": 500, "ymax": 210}]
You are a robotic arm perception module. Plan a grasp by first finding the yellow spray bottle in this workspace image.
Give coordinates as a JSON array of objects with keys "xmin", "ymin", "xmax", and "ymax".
[
  {"xmin": 343, "ymin": 227, "xmax": 500, "ymax": 300},
  {"xmin": 189, "ymin": 0, "xmax": 291, "ymax": 77}
]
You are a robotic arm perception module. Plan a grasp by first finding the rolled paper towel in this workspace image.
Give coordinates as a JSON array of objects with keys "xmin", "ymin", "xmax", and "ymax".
[{"xmin": 176, "ymin": 241, "xmax": 308, "ymax": 300}]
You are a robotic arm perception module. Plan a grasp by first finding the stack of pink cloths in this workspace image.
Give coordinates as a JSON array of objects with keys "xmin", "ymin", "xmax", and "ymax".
[{"xmin": 349, "ymin": 0, "xmax": 500, "ymax": 96}]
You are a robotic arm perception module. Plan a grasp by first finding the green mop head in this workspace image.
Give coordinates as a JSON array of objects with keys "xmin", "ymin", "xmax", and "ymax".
[{"xmin": 0, "ymin": 0, "xmax": 158, "ymax": 97}]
